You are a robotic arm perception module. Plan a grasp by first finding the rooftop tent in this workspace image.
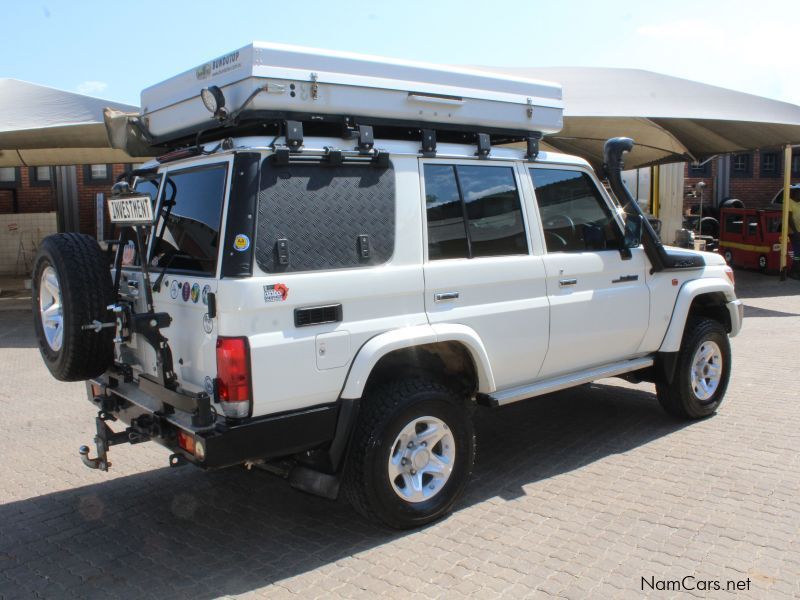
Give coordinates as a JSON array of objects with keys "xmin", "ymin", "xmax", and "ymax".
[
  {"xmin": 478, "ymin": 66, "xmax": 800, "ymax": 169},
  {"xmin": 0, "ymin": 79, "xmax": 139, "ymax": 167}
]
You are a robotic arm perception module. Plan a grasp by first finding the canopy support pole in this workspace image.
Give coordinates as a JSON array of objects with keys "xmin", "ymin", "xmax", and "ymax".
[
  {"xmin": 651, "ymin": 165, "xmax": 660, "ymax": 218},
  {"xmin": 55, "ymin": 166, "xmax": 80, "ymax": 233},
  {"xmin": 779, "ymin": 144, "xmax": 792, "ymax": 281}
]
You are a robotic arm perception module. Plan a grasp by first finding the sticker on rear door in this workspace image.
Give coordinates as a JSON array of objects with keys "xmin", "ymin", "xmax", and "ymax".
[
  {"xmin": 264, "ymin": 283, "xmax": 289, "ymax": 303},
  {"xmin": 191, "ymin": 283, "xmax": 200, "ymax": 303},
  {"xmin": 170, "ymin": 280, "xmax": 180, "ymax": 299},
  {"xmin": 233, "ymin": 234, "xmax": 250, "ymax": 251},
  {"xmin": 182, "ymin": 282, "xmax": 191, "ymax": 302}
]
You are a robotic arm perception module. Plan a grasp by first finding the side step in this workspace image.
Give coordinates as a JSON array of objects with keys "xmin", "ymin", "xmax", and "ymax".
[{"xmin": 486, "ymin": 357, "xmax": 655, "ymax": 407}]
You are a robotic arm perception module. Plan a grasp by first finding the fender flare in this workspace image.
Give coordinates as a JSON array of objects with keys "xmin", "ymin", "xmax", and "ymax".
[
  {"xmin": 659, "ymin": 277, "xmax": 736, "ymax": 352},
  {"xmin": 340, "ymin": 323, "xmax": 496, "ymax": 399}
]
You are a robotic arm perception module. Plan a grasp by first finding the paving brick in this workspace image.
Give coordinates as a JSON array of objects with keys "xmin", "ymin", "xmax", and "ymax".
[{"xmin": 0, "ymin": 271, "xmax": 798, "ymax": 598}]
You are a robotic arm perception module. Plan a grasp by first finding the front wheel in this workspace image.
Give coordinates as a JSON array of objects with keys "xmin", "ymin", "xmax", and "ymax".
[
  {"xmin": 344, "ymin": 379, "xmax": 475, "ymax": 529},
  {"xmin": 656, "ymin": 317, "xmax": 731, "ymax": 419}
]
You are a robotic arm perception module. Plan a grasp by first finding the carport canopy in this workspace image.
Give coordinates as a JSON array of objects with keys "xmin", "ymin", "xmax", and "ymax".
[
  {"xmin": 0, "ymin": 79, "xmax": 139, "ymax": 167},
  {"xmin": 479, "ymin": 66, "xmax": 800, "ymax": 170}
]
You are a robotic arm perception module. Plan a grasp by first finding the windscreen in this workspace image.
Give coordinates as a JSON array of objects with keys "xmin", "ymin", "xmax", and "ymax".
[{"xmin": 151, "ymin": 164, "xmax": 228, "ymax": 276}]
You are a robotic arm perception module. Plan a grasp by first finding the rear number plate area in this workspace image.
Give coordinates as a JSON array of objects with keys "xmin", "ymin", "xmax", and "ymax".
[{"xmin": 108, "ymin": 195, "xmax": 154, "ymax": 224}]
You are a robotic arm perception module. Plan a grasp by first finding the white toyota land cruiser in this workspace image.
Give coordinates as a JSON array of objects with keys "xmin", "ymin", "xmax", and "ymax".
[{"xmin": 32, "ymin": 44, "xmax": 742, "ymax": 529}]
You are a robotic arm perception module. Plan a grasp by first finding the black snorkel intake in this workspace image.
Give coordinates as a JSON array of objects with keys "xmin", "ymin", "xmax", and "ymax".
[{"xmin": 603, "ymin": 137, "xmax": 704, "ymax": 272}]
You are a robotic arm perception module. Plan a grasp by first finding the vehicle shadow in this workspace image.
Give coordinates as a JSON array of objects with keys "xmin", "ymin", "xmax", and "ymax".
[
  {"xmin": 733, "ymin": 269, "xmax": 800, "ymax": 300},
  {"xmin": 0, "ymin": 382, "xmax": 692, "ymax": 598},
  {"xmin": 0, "ymin": 309, "xmax": 37, "ymax": 349}
]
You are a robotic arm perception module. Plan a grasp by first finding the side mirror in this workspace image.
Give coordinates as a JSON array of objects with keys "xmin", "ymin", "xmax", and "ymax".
[{"xmin": 624, "ymin": 214, "xmax": 644, "ymax": 248}]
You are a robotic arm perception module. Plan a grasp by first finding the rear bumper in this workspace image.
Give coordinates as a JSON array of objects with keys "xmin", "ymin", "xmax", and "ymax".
[
  {"xmin": 727, "ymin": 299, "xmax": 744, "ymax": 338},
  {"xmin": 87, "ymin": 375, "xmax": 338, "ymax": 469}
]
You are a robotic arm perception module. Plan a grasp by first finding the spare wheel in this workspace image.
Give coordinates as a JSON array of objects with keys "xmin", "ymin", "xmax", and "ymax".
[{"xmin": 31, "ymin": 233, "xmax": 115, "ymax": 381}]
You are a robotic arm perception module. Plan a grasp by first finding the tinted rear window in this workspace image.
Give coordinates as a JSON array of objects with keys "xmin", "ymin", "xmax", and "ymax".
[{"xmin": 151, "ymin": 164, "xmax": 227, "ymax": 275}]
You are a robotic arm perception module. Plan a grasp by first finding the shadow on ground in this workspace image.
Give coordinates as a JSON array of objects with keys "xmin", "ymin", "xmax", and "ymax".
[
  {"xmin": 0, "ymin": 309, "xmax": 37, "ymax": 349},
  {"xmin": 0, "ymin": 383, "xmax": 692, "ymax": 598},
  {"xmin": 733, "ymin": 269, "xmax": 800, "ymax": 300}
]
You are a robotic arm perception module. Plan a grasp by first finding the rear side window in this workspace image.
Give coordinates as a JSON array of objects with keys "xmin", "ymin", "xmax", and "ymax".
[
  {"xmin": 530, "ymin": 168, "xmax": 623, "ymax": 253},
  {"xmin": 255, "ymin": 161, "xmax": 395, "ymax": 273},
  {"xmin": 424, "ymin": 164, "xmax": 527, "ymax": 260},
  {"xmin": 151, "ymin": 164, "xmax": 227, "ymax": 275}
]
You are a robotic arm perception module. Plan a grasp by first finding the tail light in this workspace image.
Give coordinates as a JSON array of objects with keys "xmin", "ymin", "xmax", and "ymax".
[
  {"xmin": 216, "ymin": 336, "xmax": 252, "ymax": 418},
  {"xmin": 724, "ymin": 267, "xmax": 735, "ymax": 286}
]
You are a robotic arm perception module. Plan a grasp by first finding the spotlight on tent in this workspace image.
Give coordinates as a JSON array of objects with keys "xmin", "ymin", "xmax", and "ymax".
[{"xmin": 200, "ymin": 86, "xmax": 227, "ymax": 120}]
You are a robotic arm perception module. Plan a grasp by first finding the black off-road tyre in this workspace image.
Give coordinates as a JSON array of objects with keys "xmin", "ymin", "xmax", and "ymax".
[
  {"xmin": 343, "ymin": 379, "xmax": 475, "ymax": 529},
  {"xmin": 656, "ymin": 317, "xmax": 731, "ymax": 420},
  {"xmin": 31, "ymin": 233, "xmax": 114, "ymax": 381}
]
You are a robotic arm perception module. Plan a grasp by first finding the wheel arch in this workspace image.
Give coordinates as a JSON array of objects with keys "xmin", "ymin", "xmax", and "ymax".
[
  {"xmin": 659, "ymin": 278, "xmax": 735, "ymax": 353},
  {"xmin": 340, "ymin": 324, "xmax": 496, "ymax": 400}
]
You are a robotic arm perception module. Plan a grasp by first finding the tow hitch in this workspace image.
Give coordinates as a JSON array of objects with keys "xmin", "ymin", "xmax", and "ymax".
[{"xmin": 78, "ymin": 412, "xmax": 154, "ymax": 471}]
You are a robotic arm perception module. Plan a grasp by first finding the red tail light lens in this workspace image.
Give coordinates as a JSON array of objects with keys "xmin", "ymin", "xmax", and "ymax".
[{"xmin": 216, "ymin": 336, "xmax": 252, "ymax": 418}]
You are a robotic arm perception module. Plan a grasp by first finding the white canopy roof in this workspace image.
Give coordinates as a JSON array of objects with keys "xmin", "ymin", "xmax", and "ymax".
[
  {"xmin": 0, "ymin": 79, "xmax": 140, "ymax": 167},
  {"xmin": 482, "ymin": 67, "xmax": 800, "ymax": 169}
]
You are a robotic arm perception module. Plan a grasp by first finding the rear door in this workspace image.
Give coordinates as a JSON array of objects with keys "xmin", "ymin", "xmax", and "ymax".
[
  {"xmin": 122, "ymin": 157, "xmax": 231, "ymax": 395},
  {"xmin": 420, "ymin": 159, "xmax": 550, "ymax": 390},
  {"xmin": 529, "ymin": 166, "xmax": 650, "ymax": 378}
]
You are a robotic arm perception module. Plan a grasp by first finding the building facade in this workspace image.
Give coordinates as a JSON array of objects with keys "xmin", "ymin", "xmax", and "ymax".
[
  {"xmin": 684, "ymin": 148, "xmax": 800, "ymax": 211},
  {"xmin": 0, "ymin": 163, "xmax": 130, "ymax": 274}
]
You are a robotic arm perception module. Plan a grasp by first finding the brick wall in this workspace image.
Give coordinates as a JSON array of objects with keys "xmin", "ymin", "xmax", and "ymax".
[
  {"xmin": 684, "ymin": 150, "xmax": 800, "ymax": 212},
  {"xmin": 0, "ymin": 164, "xmax": 128, "ymax": 238}
]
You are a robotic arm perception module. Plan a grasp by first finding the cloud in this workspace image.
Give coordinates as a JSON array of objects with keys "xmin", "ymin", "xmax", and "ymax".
[{"xmin": 75, "ymin": 81, "xmax": 108, "ymax": 96}]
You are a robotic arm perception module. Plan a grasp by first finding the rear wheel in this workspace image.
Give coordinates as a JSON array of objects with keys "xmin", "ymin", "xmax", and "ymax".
[
  {"xmin": 656, "ymin": 317, "xmax": 731, "ymax": 419},
  {"xmin": 758, "ymin": 255, "xmax": 768, "ymax": 272},
  {"xmin": 32, "ymin": 233, "xmax": 114, "ymax": 381},
  {"xmin": 344, "ymin": 378, "xmax": 475, "ymax": 529}
]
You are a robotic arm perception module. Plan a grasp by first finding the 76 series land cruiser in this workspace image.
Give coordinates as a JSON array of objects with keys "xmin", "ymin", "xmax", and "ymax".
[{"xmin": 32, "ymin": 43, "xmax": 742, "ymax": 529}]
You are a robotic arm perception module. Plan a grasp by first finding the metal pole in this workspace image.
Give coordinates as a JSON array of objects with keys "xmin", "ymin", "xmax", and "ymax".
[
  {"xmin": 651, "ymin": 165, "xmax": 660, "ymax": 217},
  {"xmin": 779, "ymin": 144, "xmax": 792, "ymax": 280}
]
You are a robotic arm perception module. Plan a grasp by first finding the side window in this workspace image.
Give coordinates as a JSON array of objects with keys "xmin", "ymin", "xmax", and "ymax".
[
  {"xmin": 423, "ymin": 164, "xmax": 527, "ymax": 260},
  {"xmin": 530, "ymin": 169, "xmax": 623, "ymax": 253},
  {"xmin": 724, "ymin": 213, "xmax": 743, "ymax": 235}
]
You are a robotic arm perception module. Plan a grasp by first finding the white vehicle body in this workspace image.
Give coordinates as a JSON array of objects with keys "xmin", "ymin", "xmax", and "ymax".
[
  {"xmin": 33, "ymin": 43, "xmax": 742, "ymax": 528},
  {"xmin": 116, "ymin": 138, "xmax": 741, "ymax": 420}
]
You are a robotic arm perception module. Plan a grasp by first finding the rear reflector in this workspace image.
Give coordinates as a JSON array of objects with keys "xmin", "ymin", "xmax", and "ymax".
[
  {"xmin": 177, "ymin": 430, "xmax": 195, "ymax": 455},
  {"xmin": 216, "ymin": 336, "xmax": 252, "ymax": 418}
]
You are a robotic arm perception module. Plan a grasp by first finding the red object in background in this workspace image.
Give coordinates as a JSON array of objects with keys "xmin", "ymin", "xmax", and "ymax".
[{"xmin": 718, "ymin": 208, "xmax": 786, "ymax": 273}]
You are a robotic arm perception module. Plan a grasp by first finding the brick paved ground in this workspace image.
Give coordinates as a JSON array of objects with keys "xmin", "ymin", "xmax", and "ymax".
[{"xmin": 0, "ymin": 271, "xmax": 798, "ymax": 599}]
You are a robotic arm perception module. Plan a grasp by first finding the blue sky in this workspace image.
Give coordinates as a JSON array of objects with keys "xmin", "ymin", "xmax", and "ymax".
[{"xmin": 1, "ymin": 0, "xmax": 798, "ymax": 107}]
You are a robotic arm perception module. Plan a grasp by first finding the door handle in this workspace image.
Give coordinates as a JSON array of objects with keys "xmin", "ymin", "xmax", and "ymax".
[
  {"xmin": 558, "ymin": 278, "xmax": 577, "ymax": 287},
  {"xmin": 612, "ymin": 274, "xmax": 639, "ymax": 284},
  {"xmin": 434, "ymin": 291, "xmax": 460, "ymax": 302}
]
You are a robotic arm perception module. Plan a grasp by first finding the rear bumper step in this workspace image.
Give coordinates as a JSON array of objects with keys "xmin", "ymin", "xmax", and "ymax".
[{"xmin": 86, "ymin": 376, "xmax": 338, "ymax": 470}]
